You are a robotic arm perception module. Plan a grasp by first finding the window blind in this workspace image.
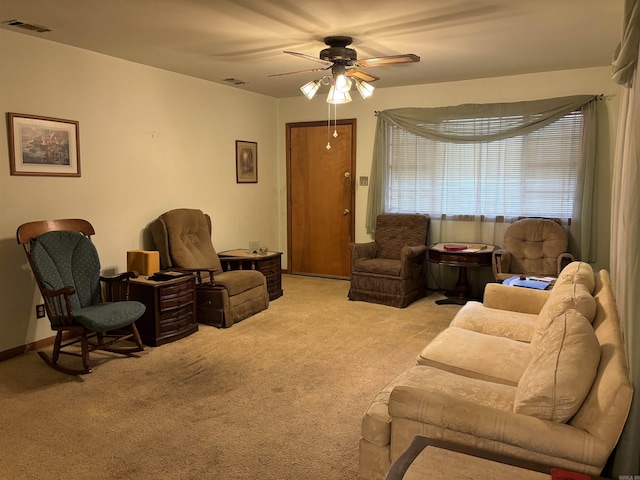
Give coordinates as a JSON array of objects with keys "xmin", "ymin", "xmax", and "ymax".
[{"xmin": 385, "ymin": 111, "xmax": 583, "ymax": 221}]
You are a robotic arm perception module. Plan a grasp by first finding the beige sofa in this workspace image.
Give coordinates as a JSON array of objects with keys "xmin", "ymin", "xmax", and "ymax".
[{"xmin": 359, "ymin": 262, "xmax": 633, "ymax": 480}]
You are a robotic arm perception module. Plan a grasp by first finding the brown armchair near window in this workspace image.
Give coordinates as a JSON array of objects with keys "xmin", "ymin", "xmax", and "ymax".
[
  {"xmin": 348, "ymin": 214, "xmax": 430, "ymax": 308},
  {"xmin": 149, "ymin": 208, "xmax": 269, "ymax": 328},
  {"xmin": 492, "ymin": 218, "xmax": 575, "ymax": 282}
]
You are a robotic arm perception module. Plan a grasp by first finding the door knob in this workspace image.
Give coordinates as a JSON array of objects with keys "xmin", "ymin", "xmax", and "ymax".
[
  {"xmin": 344, "ymin": 172, "xmax": 350, "ymax": 178},
  {"xmin": 343, "ymin": 209, "xmax": 350, "ymax": 215}
]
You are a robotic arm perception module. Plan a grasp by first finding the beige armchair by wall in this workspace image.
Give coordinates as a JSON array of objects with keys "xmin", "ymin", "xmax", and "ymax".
[
  {"xmin": 348, "ymin": 214, "xmax": 430, "ymax": 308},
  {"xmin": 149, "ymin": 208, "xmax": 269, "ymax": 328},
  {"xmin": 492, "ymin": 218, "xmax": 574, "ymax": 282}
]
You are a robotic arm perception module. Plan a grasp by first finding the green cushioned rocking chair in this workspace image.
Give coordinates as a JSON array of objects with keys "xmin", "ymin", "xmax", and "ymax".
[{"xmin": 17, "ymin": 219, "xmax": 145, "ymax": 375}]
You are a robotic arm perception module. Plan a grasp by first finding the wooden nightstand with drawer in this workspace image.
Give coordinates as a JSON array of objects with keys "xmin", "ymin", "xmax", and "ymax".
[{"xmin": 128, "ymin": 274, "xmax": 198, "ymax": 346}]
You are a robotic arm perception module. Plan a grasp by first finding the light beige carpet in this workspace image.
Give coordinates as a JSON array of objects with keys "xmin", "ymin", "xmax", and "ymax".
[{"xmin": 0, "ymin": 275, "xmax": 460, "ymax": 480}]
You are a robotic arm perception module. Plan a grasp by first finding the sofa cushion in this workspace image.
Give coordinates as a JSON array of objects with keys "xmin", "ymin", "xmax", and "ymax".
[
  {"xmin": 554, "ymin": 261, "xmax": 595, "ymax": 294},
  {"xmin": 531, "ymin": 283, "xmax": 597, "ymax": 350},
  {"xmin": 416, "ymin": 327, "xmax": 531, "ymax": 386},
  {"xmin": 362, "ymin": 365, "xmax": 516, "ymax": 447},
  {"xmin": 450, "ymin": 301, "xmax": 538, "ymax": 342},
  {"xmin": 353, "ymin": 258, "xmax": 401, "ymax": 276},
  {"xmin": 214, "ymin": 270, "xmax": 266, "ymax": 296},
  {"xmin": 514, "ymin": 310, "xmax": 600, "ymax": 423}
]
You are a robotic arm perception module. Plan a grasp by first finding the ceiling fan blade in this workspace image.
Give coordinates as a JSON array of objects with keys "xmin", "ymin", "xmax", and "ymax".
[
  {"xmin": 356, "ymin": 54, "xmax": 420, "ymax": 68},
  {"xmin": 283, "ymin": 51, "xmax": 333, "ymax": 65},
  {"xmin": 346, "ymin": 69, "xmax": 380, "ymax": 83},
  {"xmin": 268, "ymin": 66, "xmax": 331, "ymax": 78}
]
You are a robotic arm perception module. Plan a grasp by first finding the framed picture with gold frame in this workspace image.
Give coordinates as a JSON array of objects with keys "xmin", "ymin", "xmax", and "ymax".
[
  {"xmin": 236, "ymin": 140, "xmax": 257, "ymax": 184},
  {"xmin": 7, "ymin": 113, "xmax": 81, "ymax": 177}
]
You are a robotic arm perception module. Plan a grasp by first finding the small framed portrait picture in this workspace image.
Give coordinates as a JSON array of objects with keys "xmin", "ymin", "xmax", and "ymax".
[{"xmin": 236, "ymin": 140, "xmax": 257, "ymax": 184}]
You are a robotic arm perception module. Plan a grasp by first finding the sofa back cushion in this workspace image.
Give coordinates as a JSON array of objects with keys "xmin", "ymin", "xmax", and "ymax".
[
  {"xmin": 554, "ymin": 261, "xmax": 595, "ymax": 293},
  {"xmin": 531, "ymin": 283, "xmax": 597, "ymax": 350},
  {"xmin": 514, "ymin": 310, "xmax": 600, "ymax": 423}
]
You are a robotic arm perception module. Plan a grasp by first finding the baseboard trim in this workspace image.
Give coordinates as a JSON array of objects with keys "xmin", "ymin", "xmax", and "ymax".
[{"xmin": 0, "ymin": 334, "xmax": 58, "ymax": 363}]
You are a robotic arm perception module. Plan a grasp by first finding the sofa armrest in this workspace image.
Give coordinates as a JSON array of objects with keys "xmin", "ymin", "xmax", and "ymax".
[
  {"xmin": 401, "ymin": 244, "xmax": 428, "ymax": 260},
  {"xmin": 483, "ymin": 283, "xmax": 551, "ymax": 314},
  {"xmin": 399, "ymin": 245, "xmax": 428, "ymax": 279},
  {"xmin": 388, "ymin": 386, "xmax": 604, "ymax": 466}
]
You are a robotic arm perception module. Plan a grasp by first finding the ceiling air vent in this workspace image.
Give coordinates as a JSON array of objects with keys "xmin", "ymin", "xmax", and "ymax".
[
  {"xmin": 223, "ymin": 78, "xmax": 247, "ymax": 86},
  {"xmin": 2, "ymin": 19, "xmax": 51, "ymax": 33}
]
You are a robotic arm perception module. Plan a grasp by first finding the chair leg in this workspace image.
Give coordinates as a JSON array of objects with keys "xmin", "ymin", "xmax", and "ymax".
[
  {"xmin": 89, "ymin": 324, "xmax": 144, "ymax": 354},
  {"xmin": 130, "ymin": 322, "xmax": 144, "ymax": 350},
  {"xmin": 51, "ymin": 330, "xmax": 63, "ymax": 364},
  {"xmin": 38, "ymin": 325, "xmax": 142, "ymax": 376},
  {"xmin": 80, "ymin": 332, "xmax": 91, "ymax": 373},
  {"xmin": 37, "ymin": 327, "xmax": 93, "ymax": 375}
]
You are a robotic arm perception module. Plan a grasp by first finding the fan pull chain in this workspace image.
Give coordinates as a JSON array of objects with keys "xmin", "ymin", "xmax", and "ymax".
[
  {"xmin": 326, "ymin": 102, "xmax": 331, "ymax": 150},
  {"xmin": 333, "ymin": 103, "xmax": 338, "ymax": 138}
]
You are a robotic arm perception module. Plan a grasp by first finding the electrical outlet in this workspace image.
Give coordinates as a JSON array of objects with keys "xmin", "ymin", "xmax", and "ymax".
[
  {"xmin": 36, "ymin": 304, "xmax": 45, "ymax": 319},
  {"xmin": 359, "ymin": 176, "xmax": 369, "ymax": 186}
]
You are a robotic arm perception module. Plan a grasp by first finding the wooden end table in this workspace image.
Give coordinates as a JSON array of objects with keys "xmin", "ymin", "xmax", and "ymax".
[
  {"xmin": 128, "ymin": 274, "xmax": 198, "ymax": 346},
  {"xmin": 428, "ymin": 243, "xmax": 495, "ymax": 305},
  {"xmin": 218, "ymin": 249, "xmax": 283, "ymax": 301}
]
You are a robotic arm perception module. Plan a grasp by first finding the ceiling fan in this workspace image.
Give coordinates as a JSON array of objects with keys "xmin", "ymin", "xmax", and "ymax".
[{"xmin": 269, "ymin": 36, "xmax": 420, "ymax": 102}]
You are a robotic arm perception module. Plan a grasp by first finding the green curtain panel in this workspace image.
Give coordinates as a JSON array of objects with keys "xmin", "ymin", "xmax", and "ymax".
[{"xmin": 610, "ymin": 0, "xmax": 640, "ymax": 476}]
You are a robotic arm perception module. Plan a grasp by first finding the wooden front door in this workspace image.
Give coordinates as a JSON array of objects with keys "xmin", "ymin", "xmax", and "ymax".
[{"xmin": 287, "ymin": 119, "xmax": 356, "ymax": 278}]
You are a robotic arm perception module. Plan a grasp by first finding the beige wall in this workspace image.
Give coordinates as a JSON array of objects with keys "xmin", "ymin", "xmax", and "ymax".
[
  {"xmin": 0, "ymin": 30, "xmax": 278, "ymax": 351},
  {"xmin": 0, "ymin": 28, "xmax": 622, "ymax": 353}
]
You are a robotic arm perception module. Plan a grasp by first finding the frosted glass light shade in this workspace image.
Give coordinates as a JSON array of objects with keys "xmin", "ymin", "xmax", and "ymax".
[
  {"xmin": 355, "ymin": 79, "xmax": 375, "ymax": 99},
  {"xmin": 326, "ymin": 85, "xmax": 352, "ymax": 104},
  {"xmin": 300, "ymin": 80, "xmax": 321, "ymax": 99}
]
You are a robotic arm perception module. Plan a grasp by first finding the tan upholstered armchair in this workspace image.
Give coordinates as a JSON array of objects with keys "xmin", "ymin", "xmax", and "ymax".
[
  {"xmin": 348, "ymin": 214, "xmax": 430, "ymax": 308},
  {"xmin": 149, "ymin": 208, "xmax": 269, "ymax": 327},
  {"xmin": 492, "ymin": 218, "xmax": 574, "ymax": 282}
]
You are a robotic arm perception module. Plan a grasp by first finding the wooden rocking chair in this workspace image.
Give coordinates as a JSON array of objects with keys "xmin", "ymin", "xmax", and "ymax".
[{"xmin": 17, "ymin": 219, "xmax": 145, "ymax": 375}]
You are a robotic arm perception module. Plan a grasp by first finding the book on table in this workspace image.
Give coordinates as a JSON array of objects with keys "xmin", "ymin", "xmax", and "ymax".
[
  {"xmin": 443, "ymin": 244, "xmax": 488, "ymax": 252},
  {"xmin": 504, "ymin": 275, "xmax": 555, "ymax": 290}
]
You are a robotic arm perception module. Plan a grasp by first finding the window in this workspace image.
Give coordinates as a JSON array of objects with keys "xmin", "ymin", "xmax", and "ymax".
[{"xmin": 385, "ymin": 111, "xmax": 583, "ymax": 221}]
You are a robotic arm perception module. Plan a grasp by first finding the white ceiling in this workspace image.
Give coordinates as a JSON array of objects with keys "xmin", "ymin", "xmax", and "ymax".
[{"xmin": 0, "ymin": 0, "xmax": 624, "ymax": 98}]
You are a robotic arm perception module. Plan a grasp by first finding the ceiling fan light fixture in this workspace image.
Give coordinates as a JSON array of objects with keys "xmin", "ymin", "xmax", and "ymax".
[
  {"xmin": 334, "ymin": 73, "xmax": 352, "ymax": 93},
  {"xmin": 355, "ymin": 79, "xmax": 375, "ymax": 99},
  {"xmin": 326, "ymin": 85, "xmax": 352, "ymax": 104},
  {"xmin": 300, "ymin": 79, "xmax": 321, "ymax": 99}
]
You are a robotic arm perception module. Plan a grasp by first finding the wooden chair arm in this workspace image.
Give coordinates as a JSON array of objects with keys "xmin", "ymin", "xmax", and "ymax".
[
  {"xmin": 492, "ymin": 249, "xmax": 511, "ymax": 276},
  {"xmin": 100, "ymin": 271, "xmax": 139, "ymax": 302},
  {"xmin": 40, "ymin": 285, "xmax": 76, "ymax": 327},
  {"xmin": 169, "ymin": 267, "xmax": 219, "ymax": 286},
  {"xmin": 557, "ymin": 253, "xmax": 575, "ymax": 274},
  {"xmin": 100, "ymin": 271, "xmax": 139, "ymax": 283}
]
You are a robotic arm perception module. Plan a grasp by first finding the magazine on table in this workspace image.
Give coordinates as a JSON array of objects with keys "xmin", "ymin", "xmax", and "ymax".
[{"xmin": 504, "ymin": 275, "xmax": 555, "ymax": 290}]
